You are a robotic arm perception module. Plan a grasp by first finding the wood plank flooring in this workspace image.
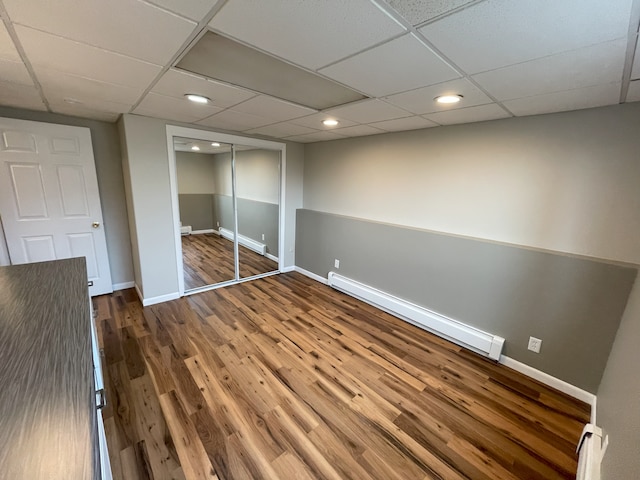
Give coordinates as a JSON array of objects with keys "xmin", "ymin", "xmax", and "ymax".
[
  {"xmin": 182, "ymin": 234, "xmax": 278, "ymax": 290},
  {"xmin": 94, "ymin": 273, "xmax": 590, "ymax": 480}
]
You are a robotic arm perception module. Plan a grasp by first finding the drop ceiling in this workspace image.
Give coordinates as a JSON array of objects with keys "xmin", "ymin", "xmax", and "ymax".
[{"xmin": 0, "ymin": 0, "xmax": 638, "ymax": 143}]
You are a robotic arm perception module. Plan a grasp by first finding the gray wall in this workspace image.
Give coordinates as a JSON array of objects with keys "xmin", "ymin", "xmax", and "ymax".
[
  {"xmin": 118, "ymin": 114, "xmax": 179, "ymax": 299},
  {"xmin": 0, "ymin": 106, "xmax": 134, "ymax": 286},
  {"xmin": 296, "ymin": 209, "xmax": 636, "ymax": 393},
  {"xmin": 304, "ymin": 103, "xmax": 640, "ymax": 265},
  {"xmin": 598, "ymin": 278, "xmax": 640, "ymax": 479}
]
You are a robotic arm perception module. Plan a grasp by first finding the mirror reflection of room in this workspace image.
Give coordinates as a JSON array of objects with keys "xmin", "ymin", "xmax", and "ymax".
[{"xmin": 174, "ymin": 138, "xmax": 279, "ymax": 291}]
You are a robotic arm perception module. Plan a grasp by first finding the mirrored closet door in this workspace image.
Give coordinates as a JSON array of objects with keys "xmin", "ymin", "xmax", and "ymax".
[{"xmin": 169, "ymin": 128, "xmax": 283, "ymax": 295}]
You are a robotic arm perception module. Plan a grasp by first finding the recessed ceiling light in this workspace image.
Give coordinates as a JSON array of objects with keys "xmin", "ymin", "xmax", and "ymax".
[
  {"xmin": 185, "ymin": 93, "xmax": 210, "ymax": 104},
  {"xmin": 211, "ymin": 142, "xmax": 221, "ymax": 147},
  {"xmin": 435, "ymin": 94, "xmax": 463, "ymax": 104},
  {"xmin": 322, "ymin": 119, "xmax": 339, "ymax": 127},
  {"xmin": 191, "ymin": 145, "xmax": 200, "ymax": 151}
]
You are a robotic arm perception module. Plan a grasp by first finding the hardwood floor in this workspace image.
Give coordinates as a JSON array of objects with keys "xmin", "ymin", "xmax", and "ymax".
[
  {"xmin": 94, "ymin": 273, "xmax": 590, "ymax": 480},
  {"xmin": 182, "ymin": 233, "xmax": 278, "ymax": 290}
]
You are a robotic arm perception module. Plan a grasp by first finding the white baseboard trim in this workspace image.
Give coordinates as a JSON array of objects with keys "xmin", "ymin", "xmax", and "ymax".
[
  {"xmin": 265, "ymin": 252, "xmax": 279, "ymax": 263},
  {"xmin": 281, "ymin": 265, "xmax": 295, "ymax": 273},
  {"xmin": 191, "ymin": 229, "xmax": 216, "ymax": 235},
  {"xmin": 140, "ymin": 290, "xmax": 181, "ymax": 307},
  {"xmin": 293, "ymin": 266, "xmax": 328, "ymax": 285},
  {"xmin": 112, "ymin": 281, "xmax": 135, "ymax": 291},
  {"xmin": 499, "ymin": 355, "xmax": 596, "ymax": 406},
  {"xmin": 134, "ymin": 284, "xmax": 143, "ymax": 304}
]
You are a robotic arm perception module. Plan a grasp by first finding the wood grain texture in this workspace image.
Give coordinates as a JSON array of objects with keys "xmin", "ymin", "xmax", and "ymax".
[
  {"xmin": 0, "ymin": 258, "xmax": 98, "ymax": 480},
  {"xmin": 99, "ymin": 272, "xmax": 590, "ymax": 480},
  {"xmin": 182, "ymin": 233, "xmax": 277, "ymax": 290}
]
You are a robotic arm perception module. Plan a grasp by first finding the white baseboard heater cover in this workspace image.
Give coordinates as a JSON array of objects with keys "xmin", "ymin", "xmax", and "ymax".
[
  {"xmin": 219, "ymin": 227, "xmax": 267, "ymax": 256},
  {"xmin": 327, "ymin": 272, "xmax": 505, "ymax": 360},
  {"xmin": 576, "ymin": 424, "xmax": 604, "ymax": 480},
  {"xmin": 180, "ymin": 225, "xmax": 192, "ymax": 235}
]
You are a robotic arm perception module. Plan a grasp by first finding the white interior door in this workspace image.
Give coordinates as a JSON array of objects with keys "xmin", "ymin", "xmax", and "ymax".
[{"xmin": 0, "ymin": 117, "xmax": 113, "ymax": 296}]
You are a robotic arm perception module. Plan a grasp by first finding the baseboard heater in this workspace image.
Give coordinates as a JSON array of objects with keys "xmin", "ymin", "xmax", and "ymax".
[
  {"xmin": 219, "ymin": 227, "xmax": 267, "ymax": 256},
  {"xmin": 576, "ymin": 424, "xmax": 605, "ymax": 480},
  {"xmin": 327, "ymin": 272, "xmax": 505, "ymax": 360}
]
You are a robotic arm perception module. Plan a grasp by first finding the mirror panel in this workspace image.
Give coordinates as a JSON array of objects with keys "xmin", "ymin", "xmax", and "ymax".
[
  {"xmin": 174, "ymin": 137, "xmax": 236, "ymax": 290},
  {"xmin": 235, "ymin": 146, "xmax": 280, "ymax": 279}
]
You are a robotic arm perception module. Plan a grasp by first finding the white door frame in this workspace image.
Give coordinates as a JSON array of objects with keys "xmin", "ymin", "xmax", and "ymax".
[{"xmin": 165, "ymin": 125, "xmax": 286, "ymax": 297}]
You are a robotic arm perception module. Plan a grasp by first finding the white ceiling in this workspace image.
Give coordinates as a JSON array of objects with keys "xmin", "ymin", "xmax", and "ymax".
[{"xmin": 0, "ymin": 0, "xmax": 638, "ymax": 142}]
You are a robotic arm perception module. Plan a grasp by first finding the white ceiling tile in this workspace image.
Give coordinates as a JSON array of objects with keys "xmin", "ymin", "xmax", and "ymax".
[
  {"xmin": 419, "ymin": 0, "xmax": 633, "ymax": 74},
  {"xmin": 285, "ymin": 131, "xmax": 347, "ymax": 143},
  {"xmin": 0, "ymin": 81, "xmax": 46, "ymax": 111},
  {"xmin": 4, "ymin": 0, "xmax": 196, "ymax": 65},
  {"xmin": 384, "ymin": 78, "xmax": 493, "ymax": 114},
  {"xmin": 209, "ymin": 0, "xmax": 406, "ymax": 70},
  {"xmin": 626, "ymin": 80, "xmax": 640, "ymax": 102},
  {"xmin": 196, "ymin": 109, "xmax": 274, "ymax": 131},
  {"xmin": 473, "ymin": 39, "xmax": 627, "ymax": 101},
  {"xmin": 16, "ymin": 26, "xmax": 162, "ymax": 90},
  {"xmin": 0, "ymin": 59, "xmax": 33, "ymax": 86},
  {"xmin": 0, "ymin": 22, "xmax": 21, "ymax": 62},
  {"xmin": 503, "ymin": 83, "xmax": 622, "ymax": 116},
  {"xmin": 134, "ymin": 92, "xmax": 223, "ymax": 123},
  {"xmin": 333, "ymin": 124, "xmax": 386, "ymax": 137},
  {"xmin": 144, "ymin": 0, "xmax": 214, "ymax": 22},
  {"xmin": 325, "ymin": 99, "xmax": 411, "ymax": 123},
  {"xmin": 386, "ymin": 0, "xmax": 478, "ymax": 26},
  {"xmin": 370, "ymin": 115, "xmax": 438, "ymax": 131},
  {"xmin": 289, "ymin": 112, "xmax": 357, "ymax": 130},
  {"xmin": 153, "ymin": 68, "xmax": 256, "ymax": 108},
  {"xmin": 246, "ymin": 122, "xmax": 318, "ymax": 138},
  {"xmin": 423, "ymin": 103, "xmax": 509, "ymax": 125},
  {"xmin": 49, "ymin": 100, "xmax": 127, "ymax": 122},
  {"xmin": 631, "ymin": 37, "xmax": 640, "ymax": 80},
  {"xmin": 36, "ymin": 68, "xmax": 142, "ymax": 107},
  {"xmin": 319, "ymin": 33, "xmax": 459, "ymax": 97},
  {"xmin": 231, "ymin": 95, "xmax": 317, "ymax": 122}
]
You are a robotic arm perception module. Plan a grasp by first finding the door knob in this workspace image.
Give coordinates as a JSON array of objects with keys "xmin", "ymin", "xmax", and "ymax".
[{"xmin": 92, "ymin": 222, "xmax": 100, "ymax": 228}]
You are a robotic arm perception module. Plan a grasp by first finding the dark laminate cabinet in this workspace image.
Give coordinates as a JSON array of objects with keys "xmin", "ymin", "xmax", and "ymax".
[{"xmin": 0, "ymin": 258, "xmax": 109, "ymax": 479}]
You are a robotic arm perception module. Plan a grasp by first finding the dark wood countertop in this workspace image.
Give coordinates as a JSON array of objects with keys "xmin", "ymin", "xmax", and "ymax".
[{"xmin": 0, "ymin": 258, "xmax": 98, "ymax": 479}]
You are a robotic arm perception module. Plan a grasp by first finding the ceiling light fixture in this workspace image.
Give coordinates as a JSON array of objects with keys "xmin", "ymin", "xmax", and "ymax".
[
  {"xmin": 185, "ymin": 93, "xmax": 210, "ymax": 104},
  {"xmin": 191, "ymin": 145, "xmax": 200, "ymax": 151},
  {"xmin": 435, "ymin": 94, "xmax": 463, "ymax": 104},
  {"xmin": 211, "ymin": 142, "xmax": 221, "ymax": 147},
  {"xmin": 322, "ymin": 119, "xmax": 339, "ymax": 127}
]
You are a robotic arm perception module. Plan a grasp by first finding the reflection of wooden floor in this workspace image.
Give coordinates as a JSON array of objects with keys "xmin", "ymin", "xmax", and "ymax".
[
  {"xmin": 96, "ymin": 273, "xmax": 589, "ymax": 480},
  {"xmin": 182, "ymin": 233, "xmax": 278, "ymax": 290}
]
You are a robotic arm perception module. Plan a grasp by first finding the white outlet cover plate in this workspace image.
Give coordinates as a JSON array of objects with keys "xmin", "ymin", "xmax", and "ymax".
[{"xmin": 528, "ymin": 336, "xmax": 542, "ymax": 353}]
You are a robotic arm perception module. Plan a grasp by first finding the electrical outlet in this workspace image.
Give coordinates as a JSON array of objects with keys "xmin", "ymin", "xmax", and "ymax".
[
  {"xmin": 528, "ymin": 336, "xmax": 542, "ymax": 353},
  {"xmin": 334, "ymin": 259, "xmax": 340, "ymax": 269},
  {"xmin": 261, "ymin": 233, "xmax": 265, "ymax": 241}
]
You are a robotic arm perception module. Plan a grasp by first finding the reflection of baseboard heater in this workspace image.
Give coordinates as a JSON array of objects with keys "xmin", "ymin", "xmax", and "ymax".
[
  {"xmin": 576, "ymin": 424, "xmax": 605, "ymax": 480},
  {"xmin": 219, "ymin": 227, "xmax": 267, "ymax": 256},
  {"xmin": 327, "ymin": 272, "xmax": 505, "ymax": 360}
]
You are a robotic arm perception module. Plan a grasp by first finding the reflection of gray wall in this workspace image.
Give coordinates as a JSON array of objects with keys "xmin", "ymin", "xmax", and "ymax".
[
  {"xmin": 238, "ymin": 198, "xmax": 278, "ymax": 255},
  {"xmin": 178, "ymin": 194, "xmax": 214, "ymax": 231},
  {"xmin": 296, "ymin": 209, "xmax": 637, "ymax": 393},
  {"xmin": 214, "ymin": 194, "xmax": 278, "ymax": 255}
]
